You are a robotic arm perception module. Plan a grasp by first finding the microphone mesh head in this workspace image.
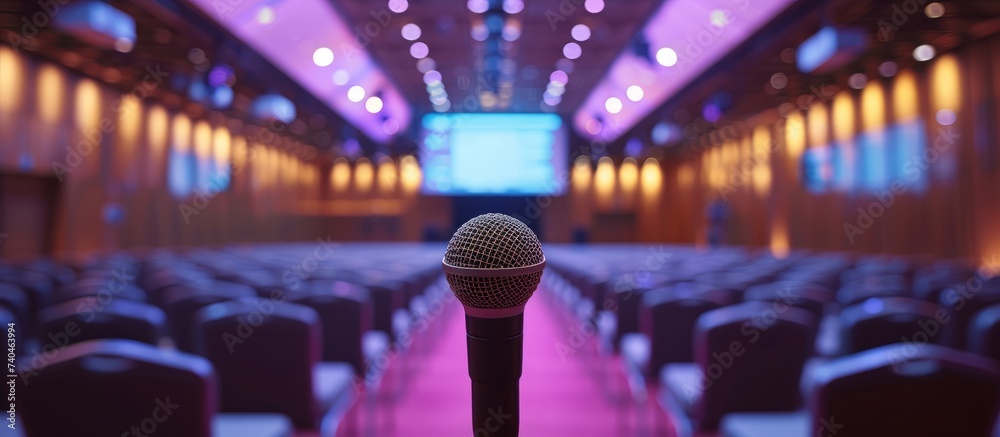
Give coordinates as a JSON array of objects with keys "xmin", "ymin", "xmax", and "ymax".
[{"xmin": 444, "ymin": 213, "xmax": 544, "ymax": 310}]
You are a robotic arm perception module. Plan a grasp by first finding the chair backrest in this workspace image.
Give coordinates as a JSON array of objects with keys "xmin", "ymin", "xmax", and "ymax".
[
  {"xmin": 291, "ymin": 281, "xmax": 372, "ymax": 374},
  {"xmin": 163, "ymin": 281, "xmax": 257, "ymax": 351},
  {"xmin": 968, "ymin": 303, "xmax": 1000, "ymax": 361},
  {"xmin": 54, "ymin": 278, "xmax": 148, "ymax": 304},
  {"xmin": 0, "ymin": 283, "xmax": 30, "ymax": 332},
  {"xmin": 20, "ymin": 339, "xmax": 217, "ymax": 437},
  {"xmin": 193, "ymin": 298, "xmax": 322, "ymax": 429},
  {"xmin": 36, "ymin": 297, "xmax": 166, "ymax": 346},
  {"xmin": 743, "ymin": 281, "xmax": 831, "ymax": 318},
  {"xmin": 838, "ymin": 297, "xmax": 946, "ymax": 354},
  {"xmin": 350, "ymin": 274, "xmax": 406, "ymax": 339},
  {"xmin": 640, "ymin": 284, "xmax": 731, "ymax": 377},
  {"xmin": 692, "ymin": 302, "xmax": 817, "ymax": 431},
  {"xmin": 836, "ymin": 274, "xmax": 910, "ymax": 306},
  {"xmin": 810, "ymin": 344, "xmax": 1000, "ymax": 437},
  {"xmin": 939, "ymin": 283, "xmax": 1000, "ymax": 349}
]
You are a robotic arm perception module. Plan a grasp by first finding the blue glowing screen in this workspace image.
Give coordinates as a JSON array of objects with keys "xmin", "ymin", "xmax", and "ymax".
[{"xmin": 420, "ymin": 113, "xmax": 567, "ymax": 196}]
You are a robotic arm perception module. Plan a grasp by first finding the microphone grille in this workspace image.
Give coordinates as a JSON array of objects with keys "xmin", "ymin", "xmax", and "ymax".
[{"xmin": 444, "ymin": 213, "xmax": 544, "ymax": 310}]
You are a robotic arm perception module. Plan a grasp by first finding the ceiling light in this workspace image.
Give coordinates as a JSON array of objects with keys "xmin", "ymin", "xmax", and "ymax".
[
  {"xmin": 313, "ymin": 47, "xmax": 334, "ymax": 67},
  {"xmin": 401, "ymin": 23, "xmax": 421, "ymax": 41},
  {"xmin": 547, "ymin": 82, "xmax": 566, "ymax": 96},
  {"xmin": 433, "ymin": 101, "xmax": 451, "ymax": 112},
  {"xmin": 586, "ymin": 118, "xmax": 602, "ymax": 135},
  {"xmin": 656, "ymin": 47, "xmax": 678, "ymax": 67},
  {"xmin": 878, "ymin": 61, "xmax": 898, "ymax": 77},
  {"xmin": 571, "ymin": 24, "xmax": 591, "ymax": 42},
  {"xmin": 584, "ymin": 0, "xmax": 604, "ymax": 13},
  {"xmin": 709, "ymin": 9, "xmax": 731, "ymax": 27},
  {"xmin": 605, "ymin": 97, "xmax": 622, "ymax": 114},
  {"xmin": 332, "ymin": 69, "xmax": 350, "ymax": 86},
  {"xmin": 502, "ymin": 23, "xmax": 521, "ymax": 41},
  {"xmin": 410, "ymin": 42, "xmax": 429, "ymax": 59},
  {"xmin": 347, "ymin": 86, "xmax": 366, "ymax": 102},
  {"xmin": 417, "ymin": 58, "xmax": 437, "ymax": 73},
  {"xmin": 503, "ymin": 0, "xmax": 524, "ymax": 14},
  {"xmin": 382, "ymin": 118, "xmax": 400, "ymax": 135},
  {"xmin": 550, "ymin": 70, "xmax": 569, "ymax": 85},
  {"xmin": 389, "ymin": 0, "xmax": 409, "ymax": 13},
  {"xmin": 423, "ymin": 70, "xmax": 442, "ymax": 85},
  {"xmin": 770, "ymin": 73, "xmax": 787, "ymax": 89},
  {"xmin": 366, "ymin": 96, "xmax": 384, "ymax": 113},
  {"xmin": 256, "ymin": 6, "xmax": 276, "ymax": 24},
  {"xmin": 925, "ymin": 2, "xmax": 945, "ymax": 18},
  {"xmin": 626, "ymin": 85, "xmax": 644, "ymax": 102},
  {"xmin": 848, "ymin": 73, "xmax": 867, "ymax": 90},
  {"xmin": 913, "ymin": 44, "xmax": 935, "ymax": 62},
  {"xmin": 471, "ymin": 22, "xmax": 489, "ymax": 41},
  {"xmin": 563, "ymin": 42, "xmax": 582, "ymax": 60},
  {"xmin": 468, "ymin": 0, "xmax": 489, "ymax": 13}
]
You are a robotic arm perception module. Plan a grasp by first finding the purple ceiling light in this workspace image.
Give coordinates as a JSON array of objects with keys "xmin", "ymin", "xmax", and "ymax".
[
  {"xmin": 186, "ymin": 0, "xmax": 411, "ymax": 143},
  {"xmin": 573, "ymin": 0, "xmax": 796, "ymax": 140}
]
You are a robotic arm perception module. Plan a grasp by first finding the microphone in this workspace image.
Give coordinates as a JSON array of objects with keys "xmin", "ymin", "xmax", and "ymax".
[{"xmin": 442, "ymin": 213, "xmax": 546, "ymax": 437}]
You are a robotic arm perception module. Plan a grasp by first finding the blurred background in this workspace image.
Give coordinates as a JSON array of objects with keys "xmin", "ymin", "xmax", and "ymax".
[{"xmin": 1, "ymin": 0, "xmax": 1000, "ymax": 436}]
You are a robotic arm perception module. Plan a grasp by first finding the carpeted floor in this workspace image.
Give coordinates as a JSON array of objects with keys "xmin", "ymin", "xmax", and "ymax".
[{"xmin": 341, "ymin": 291, "xmax": 640, "ymax": 436}]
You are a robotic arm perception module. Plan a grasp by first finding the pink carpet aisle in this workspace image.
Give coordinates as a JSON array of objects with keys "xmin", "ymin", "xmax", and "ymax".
[{"xmin": 338, "ymin": 287, "xmax": 667, "ymax": 436}]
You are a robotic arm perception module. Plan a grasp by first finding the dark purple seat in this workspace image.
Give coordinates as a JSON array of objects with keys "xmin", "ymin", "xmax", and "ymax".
[
  {"xmin": 36, "ymin": 297, "xmax": 166, "ymax": 346},
  {"xmin": 349, "ymin": 273, "xmax": 407, "ymax": 340},
  {"xmin": 290, "ymin": 281, "xmax": 372, "ymax": 374},
  {"xmin": 637, "ymin": 284, "xmax": 731, "ymax": 377},
  {"xmin": 809, "ymin": 344, "xmax": 1000, "ymax": 437},
  {"xmin": 661, "ymin": 302, "xmax": 817, "ymax": 433},
  {"xmin": 162, "ymin": 281, "xmax": 257, "ymax": 351},
  {"xmin": 968, "ymin": 303, "xmax": 1000, "ymax": 361},
  {"xmin": 20, "ymin": 339, "xmax": 217, "ymax": 437},
  {"xmin": 836, "ymin": 274, "xmax": 910, "ymax": 306},
  {"xmin": 743, "ymin": 281, "xmax": 831, "ymax": 319},
  {"xmin": 54, "ymin": 278, "xmax": 148, "ymax": 304},
  {"xmin": 609, "ymin": 274, "xmax": 683, "ymax": 352},
  {"xmin": 0, "ymin": 284, "xmax": 30, "ymax": 333},
  {"xmin": 940, "ymin": 281, "xmax": 1000, "ymax": 349},
  {"xmin": 193, "ymin": 299, "xmax": 355, "ymax": 431},
  {"xmin": 837, "ymin": 297, "xmax": 947, "ymax": 354}
]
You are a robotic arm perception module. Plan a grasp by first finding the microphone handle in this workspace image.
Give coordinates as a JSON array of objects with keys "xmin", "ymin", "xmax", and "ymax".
[
  {"xmin": 471, "ymin": 380, "xmax": 519, "ymax": 437},
  {"xmin": 466, "ymin": 314, "xmax": 524, "ymax": 437}
]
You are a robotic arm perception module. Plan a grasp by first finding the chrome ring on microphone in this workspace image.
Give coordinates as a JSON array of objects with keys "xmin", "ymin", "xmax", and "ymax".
[{"xmin": 441, "ymin": 257, "xmax": 546, "ymax": 277}]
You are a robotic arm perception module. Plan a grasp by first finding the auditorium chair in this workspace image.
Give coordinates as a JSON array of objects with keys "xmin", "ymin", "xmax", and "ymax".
[
  {"xmin": 940, "ymin": 281, "xmax": 1000, "ymax": 349},
  {"xmin": 837, "ymin": 297, "xmax": 948, "ymax": 354},
  {"xmin": 968, "ymin": 303, "xmax": 1000, "ymax": 362},
  {"xmin": 660, "ymin": 302, "xmax": 817, "ymax": 436},
  {"xmin": 289, "ymin": 281, "xmax": 373, "ymax": 374},
  {"xmin": 608, "ymin": 274, "xmax": 683, "ymax": 353},
  {"xmin": 347, "ymin": 272, "xmax": 408, "ymax": 340},
  {"xmin": 36, "ymin": 297, "xmax": 166, "ymax": 346},
  {"xmin": 743, "ymin": 281, "xmax": 831, "ymax": 319},
  {"xmin": 53, "ymin": 278, "xmax": 149, "ymax": 304},
  {"xmin": 19, "ymin": 339, "xmax": 293, "ymax": 437},
  {"xmin": 721, "ymin": 344, "xmax": 1000, "ymax": 437},
  {"xmin": 6, "ymin": 270, "xmax": 53, "ymax": 318},
  {"xmin": 913, "ymin": 262, "xmax": 979, "ymax": 303},
  {"xmin": 161, "ymin": 281, "xmax": 257, "ymax": 351},
  {"xmin": 192, "ymin": 299, "xmax": 356, "ymax": 432},
  {"xmin": 0, "ymin": 284, "xmax": 30, "ymax": 334},
  {"xmin": 622, "ymin": 284, "xmax": 733, "ymax": 380},
  {"xmin": 836, "ymin": 274, "xmax": 910, "ymax": 307}
]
